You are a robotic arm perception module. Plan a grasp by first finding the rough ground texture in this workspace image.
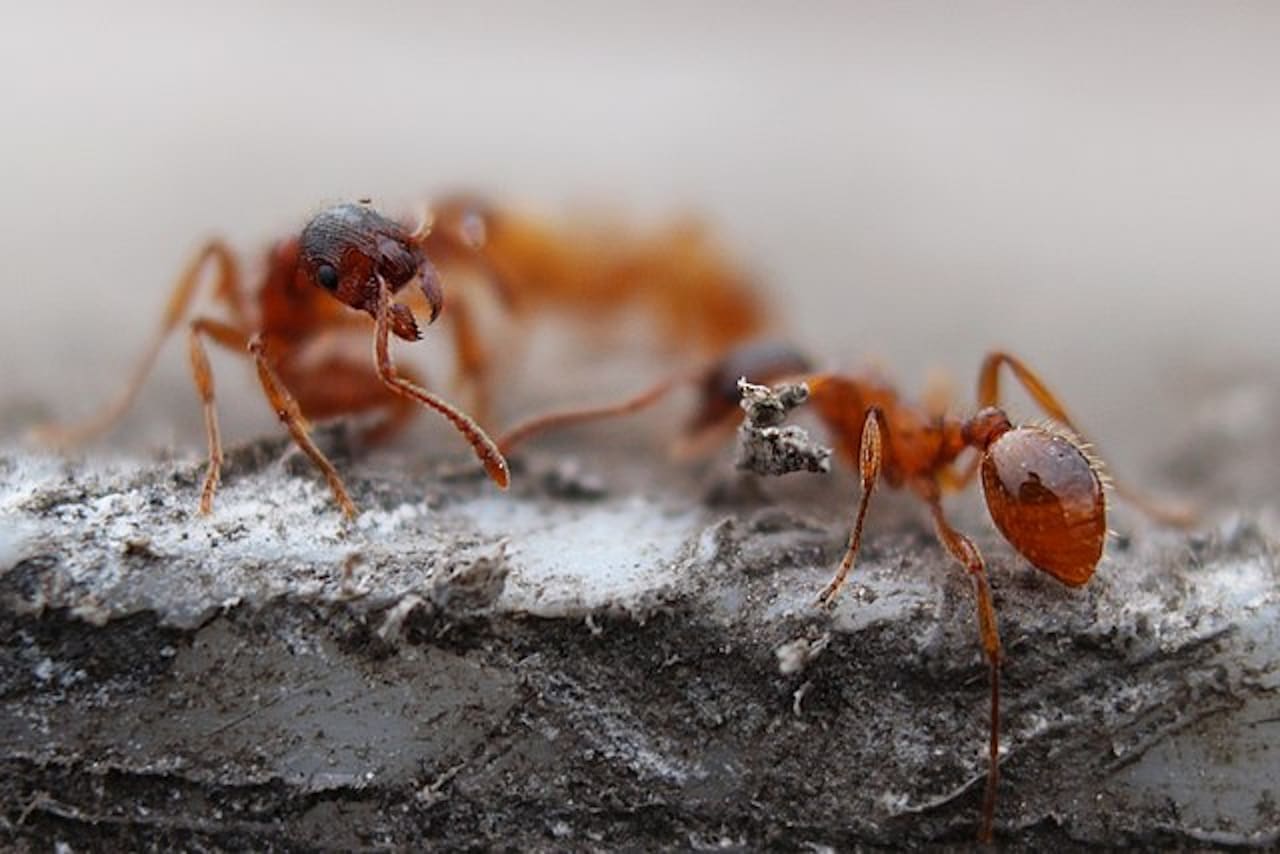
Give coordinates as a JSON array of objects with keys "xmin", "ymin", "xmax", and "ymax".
[{"xmin": 2, "ymin": 379, "xmax": 1279, "ymax": 852}]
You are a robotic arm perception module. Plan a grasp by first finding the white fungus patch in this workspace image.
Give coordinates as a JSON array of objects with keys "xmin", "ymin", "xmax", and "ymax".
[
  {"xmin": 1, "ymin": 446, "xmax": 715, "ymax": 624},
  {"xmin": 464, "ymin": 494, "xmax": 702, "ymax": 615}
]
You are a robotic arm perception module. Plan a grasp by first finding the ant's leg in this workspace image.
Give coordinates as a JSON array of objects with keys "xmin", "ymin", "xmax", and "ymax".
[
  {"xmin": 925, "ymin": 493, "xmax": 1002, "ymax": 844},
  {"xmin": 977, "ymin": 351, "xmax": 1192, "ymax": 525},
  {"xmin": 372, "ymin": 282, "xmax": 510, "ymax": 489},
  {"xmin": 977, "ymin": 351, "xmax": 1078, "ymax": 424},
  {"xmin": 187, "ymin": 318, "xmax": 249, "ymax": 514},
  {"xmin": 250, "ymin": 336, "xmax": 358, "ymax": 519},
  {"xmin": 817, "ymin": 407, "xmax": 886, "ymax": 607},
  {"xmin": 391, "ymin": 248, "xmax": 497, "ymax": 425},
  {"xmin": 36, "ymin": 241, "xmax": 245, "ymax": 447},
  {"xmin": 496, "ymin": 374, "xmax": 684, "ymax": 456}
]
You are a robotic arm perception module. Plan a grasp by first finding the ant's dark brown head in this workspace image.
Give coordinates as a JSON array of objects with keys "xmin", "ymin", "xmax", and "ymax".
[
  {"xmin": 970, "ymin": 409, "xmax": 1107, "ymax": 587},
  {"xmin": 298, "ymin": 203, "xmax": 443, "ymax": 340},
  {"xmin": 686, "ymin": 341, "xmax": 813, "ymax": 433}
]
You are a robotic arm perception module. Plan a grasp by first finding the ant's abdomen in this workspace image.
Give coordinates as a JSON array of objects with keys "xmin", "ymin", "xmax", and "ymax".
[{"xmin": 980, "ymin": 426, "xmax": 1106, "ymax": 586}]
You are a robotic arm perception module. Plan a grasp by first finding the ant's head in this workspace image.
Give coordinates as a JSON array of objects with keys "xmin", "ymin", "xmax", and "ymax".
[
  {"xmin": 687, "ymin": 341, "xmax": 813, "ymax": 433},
  {"xmin": 967, "ymin": 407, "xmax": 1107, "ymax": 587},
  {"xmin": 298, "ymin": 203, "xmax": 443, "ymax": 340}
]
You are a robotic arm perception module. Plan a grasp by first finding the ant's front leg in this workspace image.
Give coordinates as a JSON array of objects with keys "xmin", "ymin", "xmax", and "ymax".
[
  {"xmin": 371, "ymin": 281, "xmax": 510, "ymax": 489},
  {"xmin": 817, "ymin": 406, "xmax": 888, "ymax": 607},
  {"xmin": 250, "ymin": 336, "xmax": 359, "ymax": 519}
]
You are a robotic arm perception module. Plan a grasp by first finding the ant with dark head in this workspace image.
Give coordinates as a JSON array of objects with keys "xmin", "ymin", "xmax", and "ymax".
[
  {"xmin": 413, "ymin": 194, "xmax": 772, "ymax": 424},
  {"xmin": 35, "ymin": 202, "xmax": 510, "ymax": 518},
  {"xmin": 494, "ymin": 338, "xmax": 1192, "ymax": 842}
]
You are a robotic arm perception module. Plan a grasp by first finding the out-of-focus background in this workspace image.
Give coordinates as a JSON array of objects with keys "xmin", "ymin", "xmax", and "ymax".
[{"xmin": 2, "ymin": 1, "xmax": 1276, "ymax": 486}]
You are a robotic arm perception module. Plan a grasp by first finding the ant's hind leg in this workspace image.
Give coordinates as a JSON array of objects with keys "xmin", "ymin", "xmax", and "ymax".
[
  {"xmin": 925, "ymin": 493, "xmax": 1002, "ymax": 844},
  {"xmin": 250, "ymin": 337, "xmax": 358, "ymax": 519},
  {"xmin": 36, "ymin": 241, "xmax": 245, "ymax": 447},
  {"xmin": 977, "ymin": 351, "xmax": 1193, "ymax": 525},
  {"xmin": 938, "ymin": 350, "xmax": 1085, "ymax": 498},
  {"xmin": 817, "ymin": 407, "xmax": 887, "ymax": 607},
  {"xmin": 977, "ymin": 351, "xmax": 1085, "ymax": 432},
  {"xmin": 187, "ymin": 318, "xmax": 249, "ymax": 514}
]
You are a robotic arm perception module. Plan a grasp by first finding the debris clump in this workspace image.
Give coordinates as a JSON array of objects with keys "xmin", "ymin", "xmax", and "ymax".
[{"xmin": 734, "ymin": 379, "xmax": 832, "ymax": 476}]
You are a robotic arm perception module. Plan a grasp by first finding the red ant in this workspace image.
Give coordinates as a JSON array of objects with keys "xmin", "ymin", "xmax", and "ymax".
[
  {"xmin": 494, "ymin": 338, "xmax": 1191, "ymax": 842},
  {"xmin": 35, "ymin": 202, "xmax": 510, "ymax": 517},
  {"xmin": 415, "ymin": 194, "xmax": 771, "ymax": 424}
]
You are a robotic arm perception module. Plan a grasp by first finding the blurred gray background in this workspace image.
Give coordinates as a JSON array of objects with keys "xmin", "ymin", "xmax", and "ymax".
[{"xmin": 2, "ymin": 1, "xmax": 1276, "ymax": 483}]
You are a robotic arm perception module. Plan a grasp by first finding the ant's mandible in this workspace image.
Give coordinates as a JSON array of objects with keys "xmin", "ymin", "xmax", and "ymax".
[
  {"xmin": 36, "ymin": 202, "xmax": 510, "ymax": 517},
  {"xmin": 494, "ymin": 338, "xmax": 1191, "ymax": 842}
]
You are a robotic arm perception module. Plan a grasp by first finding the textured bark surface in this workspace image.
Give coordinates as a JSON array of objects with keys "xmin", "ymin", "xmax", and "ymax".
[{"xmin": 1, "ymin": 390, "xmax": 1278, "ymax": 851}]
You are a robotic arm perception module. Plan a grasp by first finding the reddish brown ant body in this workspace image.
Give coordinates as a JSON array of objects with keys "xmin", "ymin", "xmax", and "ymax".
[
  {"xmin": 802, "ymin": 352, "xmax": 1111, "ymax": 844},
  {"xmin": 417, "ymin": 195, "xmax": 772, "ymax": 423},
  {"xmin": 36, "ymin": 202, "xmax": 509, "ymax": 517},
  {"xmin": 496, "ymin": 338, "xmax": 1189, "ymax": 842}
]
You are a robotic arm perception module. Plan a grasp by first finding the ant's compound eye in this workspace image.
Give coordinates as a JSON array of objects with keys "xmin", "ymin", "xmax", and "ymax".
[
  {"xmin": 980, "ymin": 426, "xmax": 1106, "ymax": 587},
  {"xmin": 316, "ymin": 264, "xmax": 340, "ymax": 291}
]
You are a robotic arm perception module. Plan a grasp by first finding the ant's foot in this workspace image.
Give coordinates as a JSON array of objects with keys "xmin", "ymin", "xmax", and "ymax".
[{"xmin": 815, "ymin": 579, "xmax": 844, "ymax": 609}]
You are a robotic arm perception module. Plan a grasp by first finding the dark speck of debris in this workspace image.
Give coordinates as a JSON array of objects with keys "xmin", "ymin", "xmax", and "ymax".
[{"xmin": 122, "ymin": 538, "xmax": 161, "ymax": 560}]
